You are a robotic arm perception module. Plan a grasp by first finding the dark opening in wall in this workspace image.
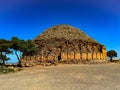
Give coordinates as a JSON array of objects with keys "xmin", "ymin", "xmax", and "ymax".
[{"xmin": 58, "ymin": 55, "xmax": 61, "ymax": 61}]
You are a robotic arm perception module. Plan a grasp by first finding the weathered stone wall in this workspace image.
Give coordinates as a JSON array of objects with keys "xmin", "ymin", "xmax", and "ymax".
[
  {"xmin": 21, "ymin": 49, "xmax": 107, "ymax": 67},
  {"xmin": 21, "ymin": 39, "xmax": 107, "ymax": 67}
]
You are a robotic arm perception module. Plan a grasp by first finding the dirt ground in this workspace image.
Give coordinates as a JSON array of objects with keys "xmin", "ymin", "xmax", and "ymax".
[{"xmin": 0, "ymin": 64, "xmax": 120, "ymax": 90}]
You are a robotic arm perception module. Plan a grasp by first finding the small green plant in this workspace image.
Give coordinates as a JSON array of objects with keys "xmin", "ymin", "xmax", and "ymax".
[{"xmin": 0, "ymin": 66, "xmax": 14, "ymax": 74}]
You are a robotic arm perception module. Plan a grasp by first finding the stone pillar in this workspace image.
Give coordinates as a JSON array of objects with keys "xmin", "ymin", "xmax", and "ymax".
[
  {"xmin": 71, "ymin": 51, "xmax": 74, "ymax": 59},
  {"xmin": 97, "ymin": 53, "xmax": 101, "ymax": 60},
  {"xmin": 67, "ymin": 51, "xmax": 71, "ymax": 59},
  {"xmin": 100, "ymin": 53, "xmax": 103, "ymax": 60},
  {"xmin": 93, "ymin": 53, "xmax": 97, "ymax": 60},
  {"xmin": 61, "ymin": 52, "xmax": 67, "ymax": 60},
  {"xmin": 48, "ymin": 55, "xmax": 54, "ymax": 60},
  {"xmin": 82, "ymin": 53, "xmax": 87, "ymax": 60},
  {"xmin": 43, "ymin": 56, "xmax": 47, "ymax": 61},
  {"xmin": 102, "ymin": 46, "xmax": 107, "ymax": 60},
  {"xmin": 75, "ymin": 53, "xmax": 81, "ymax": 60},
  {"xmin": 88, "ymin": 53, "xmax": 92, "ymax": 60}
]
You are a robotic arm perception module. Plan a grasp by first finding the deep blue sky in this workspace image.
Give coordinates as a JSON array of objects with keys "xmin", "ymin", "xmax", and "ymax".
[{"xmin": 0, "ymin": 0, "xmax": 120, "ymax": 62}]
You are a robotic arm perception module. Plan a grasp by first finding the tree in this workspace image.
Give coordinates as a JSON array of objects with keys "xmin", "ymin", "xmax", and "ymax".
[
  {"xmin": 107, "ymin": 50, "xmax": 117, "ymax": 62},
  {"xmin": 0, "ymin": 39, "xmax": 12, "ymax": 65},
  {"xmin": 10, "ymin": 37, "xmax": 39, "ymax": 66},
  {"xmin": 22, "ymin": 40, "xmax": 39, "ymax": 56},
  {"xmin": 0, "ymin": 54, "xmax": 10, "ymax": 65},
  {"xmin": 10, "ymin": 37, "xmax": 24, "ymax": 66}
]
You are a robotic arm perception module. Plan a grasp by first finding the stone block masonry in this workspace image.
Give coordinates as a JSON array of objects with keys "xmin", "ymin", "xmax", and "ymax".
[
  {"xmin": 21, "ymin": 46, "xmax": 107, "ymax": 67},
  {"xmin": 20, "ymin": 25, "xmax": 107, "ymax": 66}
]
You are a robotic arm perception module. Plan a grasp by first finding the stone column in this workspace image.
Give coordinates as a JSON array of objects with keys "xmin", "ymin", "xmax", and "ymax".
[
  {"xmin": 97, "ymin": 53, "xmax": 101, "ymax": 60},
  {"xmin": 71, "ymin": 51, "xmax": 74, "ymax": 60},
  {"xmin": 93, "ymin": 53, "xmax": 97, "ymax": 60},
  {"xmin": 61, "ymin": 51, "xmax": 67, "ymax": 60},
  {"xmin": 82, "ymin": 53, "xmax": 87, "ymax": 60},
  {"xmin": 75, "ymin": 52, "xmax": 81, "ymax": 60},
  {"xmin": 102, "ymin": 46, "xmax": 107, "ymax": 60},
  {"xmin": 88, "ymin": 53, "xmax": 92, "ymax": 60}
]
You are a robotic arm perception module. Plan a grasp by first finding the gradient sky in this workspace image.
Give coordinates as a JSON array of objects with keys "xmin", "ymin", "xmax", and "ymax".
[{"xmin": 0, "ymin": 0, "xmax": 120, "ymax": 62}]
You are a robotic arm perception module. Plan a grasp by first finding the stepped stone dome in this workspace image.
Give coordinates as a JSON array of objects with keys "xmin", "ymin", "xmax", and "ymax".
[
  {"xmin": 33, "ymin": 24, "xmax": 106, "ymax": 58},
  {"xmin": 34, "ymin": 24, "xmax": 97, "ymax": 43},
  {"xmin": 21, "ymin": 24, "xmax": 107, "ymax": 67}
]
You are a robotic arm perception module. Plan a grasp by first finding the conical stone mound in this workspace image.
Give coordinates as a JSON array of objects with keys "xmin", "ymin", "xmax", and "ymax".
[
  {"xmin": 34, "ymin": 24, "xmax": 97, "ymax": 43},
  {"xmin": 34, "ymin": 24, "xmax": 103, "ymax": 53},
  {"xmin": 21, "ymin": 24, "xmax": 107, "ymax": 67},
  {"xmin": 33, "ymin": 24, "xmax": 105, "ymax": 58}
]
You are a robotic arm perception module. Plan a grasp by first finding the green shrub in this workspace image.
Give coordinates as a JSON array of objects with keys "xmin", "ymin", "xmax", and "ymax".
[{"xmin": 0, "ymin": 66, "xmax": 15, "ymax": 74}]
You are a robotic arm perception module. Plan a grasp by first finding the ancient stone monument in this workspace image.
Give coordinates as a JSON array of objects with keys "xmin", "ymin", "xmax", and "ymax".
[{"xmin": 21, "ymin": 24, "xmax": 107, "ymax": 66}]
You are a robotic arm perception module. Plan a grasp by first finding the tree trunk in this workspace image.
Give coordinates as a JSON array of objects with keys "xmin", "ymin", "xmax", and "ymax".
[
  {"xmin": 15, "ymin": 51, "xmax": 21, "ymax": 66},
  {"xmin": 0, "ymin": 52, "xmax": 5, "ymax": 66},
  {"xmin": 110, "ymin": 57, "xmax": 113, "ymax": 62},
  {"xmin": 3, "ymin": 53, "xmax": 7, "ymax": 66},
  {"xmin": 2, "ymin": 59, "xmax": 5, "ymax": 66}
]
